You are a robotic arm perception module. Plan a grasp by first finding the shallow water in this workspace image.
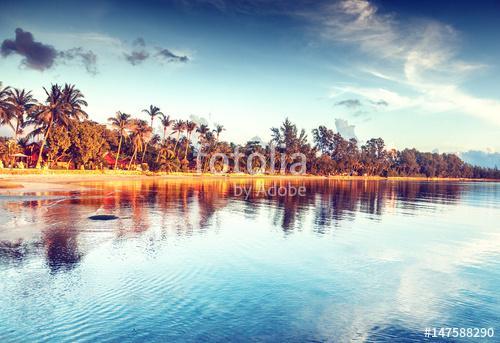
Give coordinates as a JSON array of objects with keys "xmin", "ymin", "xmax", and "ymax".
[{"xmin": 0, "ymin": 179, "xmax": 499, "ymax": 342}]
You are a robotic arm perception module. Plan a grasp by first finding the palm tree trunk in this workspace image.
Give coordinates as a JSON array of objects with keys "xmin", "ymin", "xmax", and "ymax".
[
  {"xmin": 184, "ymin": 133, "xmax": 190, "ymax": 160},
  {"xmin": 114, "ymin": 135, "xmax": 123, "ymax": 170},
  {"xmin": 173, "ymin": 132, "xmax": 180, "ymax": 157},
  {"xmin": 141, "ymin": 119, "xmax": 155, "ymax": 164},
  {"xmin": 128, "ymin": 146, "xmax": 138, "ymax": 170},
  {"xmin": 36, "ymin": 123, "xmax": 52, "ymax": 169},
  {"xmin": 14, "ymin": 120, "xmax": 20, "ymax": 141}
]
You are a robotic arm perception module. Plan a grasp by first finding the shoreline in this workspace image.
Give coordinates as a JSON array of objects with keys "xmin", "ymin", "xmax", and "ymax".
[{"xmin": 0, "ymin": 170, "xmax": 497, "ymax": 194}]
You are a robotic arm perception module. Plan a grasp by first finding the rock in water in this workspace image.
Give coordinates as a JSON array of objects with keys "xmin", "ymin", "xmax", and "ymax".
[{"xmin": 88, "ymin": 214, "xmax": 119, "ymax": 221}]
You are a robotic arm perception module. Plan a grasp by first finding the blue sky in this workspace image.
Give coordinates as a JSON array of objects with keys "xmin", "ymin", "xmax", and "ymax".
[{"xmin": 1, "ymin": 0, "xmax": 499, "ymax": 163}]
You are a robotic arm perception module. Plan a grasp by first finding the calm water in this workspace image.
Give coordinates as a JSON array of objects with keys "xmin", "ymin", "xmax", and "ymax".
[{"xmin": 0, "ymin": 179, "xmax": 499, "ymax": 342}]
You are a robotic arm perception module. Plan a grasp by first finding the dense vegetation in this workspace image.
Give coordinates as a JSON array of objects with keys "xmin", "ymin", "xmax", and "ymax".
[{"xmin": 0, "ymin": 82, "xmax": 498, "ymax": 178}]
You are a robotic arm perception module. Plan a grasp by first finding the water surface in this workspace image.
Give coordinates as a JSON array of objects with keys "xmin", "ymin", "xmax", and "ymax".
[{"xmin": 0, "ymin": 179, "xmax": 499, "ymax": 342}]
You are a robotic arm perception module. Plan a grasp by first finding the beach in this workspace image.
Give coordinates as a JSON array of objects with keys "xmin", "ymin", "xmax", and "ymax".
[{"xmin": 0, "ymin": 169, "xmax": 493, "ymax": 195}]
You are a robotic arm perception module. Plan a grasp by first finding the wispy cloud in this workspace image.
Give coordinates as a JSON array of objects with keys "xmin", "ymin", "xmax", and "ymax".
[
  {"xmin": 309, "ymin": 0, "xmax": 500, "ymax": 126},
  {"xmin": 58, "ymin": 47, "xmax": 98, "ymax": 75},
  {"xmin": 370, "ymin": 100, "xmax": 388, "ymax": 107},
  {"xmin": 124, "ymin": 50, "xmax": 150, "ymax": 65},
  {"xmin": 124, "ymin": 37, "xmax": 190, "ymax": 66},
  {"xmin": 332, "ymin": 85, "xmax": 415, "ymax": 111},
  {"xmin": 334, "ymin": 98, "xmax": 361, "ymax": 108},
  {"xmin": 156, "ymin": 48, "xmax": 189, "ymax": 63}
]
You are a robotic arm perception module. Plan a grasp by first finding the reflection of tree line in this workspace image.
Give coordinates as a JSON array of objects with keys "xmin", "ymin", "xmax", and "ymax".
[{"xmin": 0, "ymin": 180, "xmax": 464, "ymax": 272}]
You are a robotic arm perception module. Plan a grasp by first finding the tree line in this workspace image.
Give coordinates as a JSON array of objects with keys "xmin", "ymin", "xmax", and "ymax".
[{"xmin": 0, "ymin": 82, "xmax": 498, "ymax": 178}]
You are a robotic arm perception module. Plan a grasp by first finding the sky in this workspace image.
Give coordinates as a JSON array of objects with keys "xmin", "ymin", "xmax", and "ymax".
[{"xmin": 1, "ymin": 0, "xmax": 499, "ymax": 166}]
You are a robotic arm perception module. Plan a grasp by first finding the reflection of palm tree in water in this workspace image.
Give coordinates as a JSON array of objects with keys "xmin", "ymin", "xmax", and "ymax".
[
  {"xmin": 0, "ymin": 180, "xmax": 465, "ymax": 269},
  {"xmin": 44, "ymin": 226, "xmax": 82, "ymax": 273}
]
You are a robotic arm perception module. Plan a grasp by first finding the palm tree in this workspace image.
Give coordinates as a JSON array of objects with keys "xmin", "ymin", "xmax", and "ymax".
[
  {"xmin": 150, "ymin": 134, "xmax": 161, "ymax": 147},
  {"xmin": 27, "ymin": 84, "xmax": 88, "ymax": 168},
  {"xmin": 128, "ymin": 119, "xmax": 153, "ymax": 170},
  {"xmin": 156, "ymin": 140, "xmax": 175, "ymax": 163},
  {"xmin": 142, "ymin": 105, "xmax": 162, "ymax": 132},
  {"xmin": 141, "ymin": 105, "xmax": 163, "ymax": 162},
  {"xmin": 196, "ymin": 124, "xmax": 210, "ymax": 143},
  {"xmin": 0, "ymin": 83, "xmax": 12, "ymax": 130},
  {"xmin": 108, "ymin": 111, "xmax": 131, "ymax": 170},
  {"xmin": 172, "ymin": 119, "xmax": 186, "ymax": 157},
  {"xmin": 8, "ymin": 89, "xmax": 36, "ymax": 140},
  {"xmin": 214, "ymin": 124, "xmax": 225, "ymax": 142},
  {"xmin": 184, "ymin": 120, "xmax": 197, "ymax": 161},
  {"xmin": 159, "ymin": 113, "xmax": 173, "ymax": 141},
  {"xmin": 62, "ymin": 84, "xmax": 88, "ymax": 117}
]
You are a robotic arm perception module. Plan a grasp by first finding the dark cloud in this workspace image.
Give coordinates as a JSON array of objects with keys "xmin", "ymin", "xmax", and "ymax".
[
  {"xmin": 1, "ymin": 28, "xmax": 98, "ymax": 74},
  {"xmin": 335, "ymin": 118, "xmax": 357, "ymax": 140},
  {"xmin": 335, "ymin": 99, "xmax": 361, "ymax": 108},
  {"xmin": 1, "ymin": 28, "xmax": 58, "ymax": 71},
  {"xmin": 370, "ymin": 99, "xmax": 389, "ymax": 106},
  {"xmin": 157, "ymin": 48, "xmax": 189, "ymax": 63},
  {"xmin": 124, "ymin": 50, "xmax": 150, "ymax": 65},
  {"xmin": 59, "ymin": 47, "xmax": 98, "ymax": 75}
]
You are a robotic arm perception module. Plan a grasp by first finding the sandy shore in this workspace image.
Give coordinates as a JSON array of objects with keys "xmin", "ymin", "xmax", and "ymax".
[{"xmin": 0, "ymin": 170, "xmax": 495, "ymax": 194}]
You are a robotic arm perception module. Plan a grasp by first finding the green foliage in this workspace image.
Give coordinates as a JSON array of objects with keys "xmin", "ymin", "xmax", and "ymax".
[
  {"xmin": 46, "ymin": 125, "xmax": 71, "ymax": 164},
  {"xmin": 1, "ymin": 81, "xmax": 500, "ymax": 179},
  {"xmin": 0, "ymin": 137, "xmax": 20, "ymax": 167},
  {"xmin": 69, "ymin": 121, "xmax": 108, "ymax": 169}
]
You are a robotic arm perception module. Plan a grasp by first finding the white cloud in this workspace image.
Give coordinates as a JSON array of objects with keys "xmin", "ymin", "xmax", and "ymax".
[
  {"xmin": 335, "ymin": 118, "xmax": 357, "ymax": 139},
  {"xmin": 312, "ymin": 0, "xmax": 500, "ymax": 126},
  {"xmin": 42, "ymin": 31, "xmax": 124, "ymax": 51}
]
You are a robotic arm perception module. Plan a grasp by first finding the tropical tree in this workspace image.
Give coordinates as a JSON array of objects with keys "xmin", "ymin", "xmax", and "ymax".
[
  {"xmin": 156, "ymin": 140, "xmax": 179, "ymax": 172},
  {"xmin": 8, "ymin": 88, "xmax": 36, "ymax": 140},
  {"xmin": 271, "ymin": 118, "xmax": 309, "ymax": 172},
  {"xmin": 46, "ymin": 125, "xmax": 71, "ymax": 165},
  {"xmin": 213, "ymin": 124, "xmax": 225, "ymax": 142},
  {"xmin": 312, "ymin": 125, "xmax": 335, "ymax": 155},
  {"xmin": 184, "ymin": 120, "xmax": 197, "ymax": 161},
  {"xmin": 27, "ymin": 84, "xmax": 88, "ymax": 168},
  {"xmin": 159, "ymin": 113, "xmax": 173, "ymax": 141},
  {"xmin": 128, "ymin": 119, "xmax": 152, "ymax": 170},
  {"xmin": 69, "ymin": 121, "xmax": 108, "ymax": 169},
  {"xmin": 271, "ymin": 118, "xmax": 308, "ymax": 151},
  {"xmin": 196, "ymin": 124, "xmax": 210, "ymax": 143},
  {"xmin": 156, "ymin": 140, "xmax": 175, "ymax": 162},
  {"xmin": 361, "ymin": 138, "xmax": 387, "ymax": 176},
  {"xmin": 108, "ymin": 111, "xmax": 131, "ymax": 169},
  {"xmin": 172, "ymin": 119, "xmax": 186, "ymax": 157},
  {"xmin": 142, "ymin": 105, "xmax": 163, "ymax": 130},
  {"xmin": 141, "ymin": 105, "xmax": 162, "ymax": 163},
  {"xmin": 0, "ymin": 83, "xmax": 12, "ymax": 130}
]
